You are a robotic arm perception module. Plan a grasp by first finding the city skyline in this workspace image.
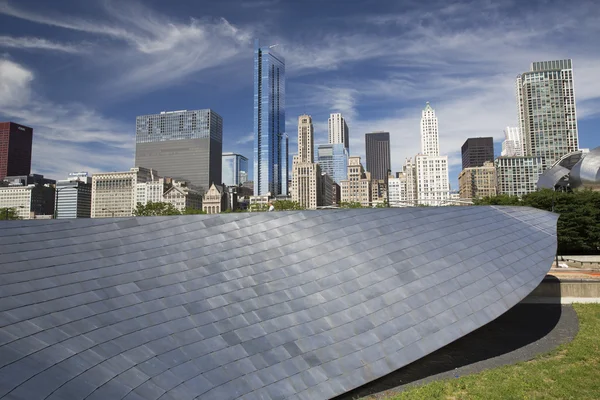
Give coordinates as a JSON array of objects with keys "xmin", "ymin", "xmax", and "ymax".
[{"xmin": 0, "ymin": 1, "xmax": 599, "ymax": 190}]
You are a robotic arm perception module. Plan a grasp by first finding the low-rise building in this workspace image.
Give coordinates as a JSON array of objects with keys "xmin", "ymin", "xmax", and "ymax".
[
  {"xmin": 458, "ymin": 161, "xmax": 497, "ymax": 200},
  {"xmin": 55, "ymin": 173, "xmax": 92, "ymax": 219},
  {"xmin": 163, "ymin": 181, "xmax": 202, "ymax": 212},
  {"xmin": 202, "ymin": 183, "xmax": 227, "ymax": 214},
  {"xmin": 496, "ymin": 156, "xmax": 545, "ymax": 196}
]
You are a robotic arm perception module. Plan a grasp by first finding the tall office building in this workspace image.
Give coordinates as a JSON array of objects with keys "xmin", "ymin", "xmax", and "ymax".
[
  {"xmin": 222, "ymin": 153, "xmax": 249, "ymax": 187},
  {"xmin": 0, "ymin": 122, "xmax": 33, "ymax": 181},
  {"xmin": 516, "ymin": 59, "xmax": 578, "ymax": 167},
  {"xmin": 291, "ymin": 115, "xmax": 321, "ymax": 209},
  {"xmin": 420, "ymin": 102, "xmax": 439, "ymax": 156},
  {"xmin": 501, "ymin": 127, "xmax": 522, "ymax": 157},
  {"xmin": 365, "ymin": 132, "xmax": 391, "ymax": 181},
  {"xmin": 328, "ymin": 113, "xmax": 349, "ymax": 151},
  {"xmin": 461, "ymin": 137, "xmax": 494, "ymax": 169},
  {"xmin": 135, "ymin": 109, "xmax": 222, "ymax": 193},
  {"xmin": 340, "ymin": 156, "xmax": 372, "ymax": 207},
  {"xmin": 317, "ymin": 143, "xmax": 349, "ymax": 184},
  {"xmin": 413, "ymin": 103, "xmax": 449, "ymax": 206},
  {"xmin": 253, "ymin": 39, "xmax": 288, "ymax": 196}
]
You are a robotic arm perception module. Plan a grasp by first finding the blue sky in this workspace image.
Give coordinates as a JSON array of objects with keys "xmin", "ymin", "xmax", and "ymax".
[{"xmin": 0, "ymin": 0, "xmax": 599, "ymax": 190}]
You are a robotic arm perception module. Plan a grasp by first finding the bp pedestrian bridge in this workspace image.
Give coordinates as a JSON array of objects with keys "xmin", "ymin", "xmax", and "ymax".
[{"xmin": 0, "ymin": 206, "xmax": 557, "ymax": 399}]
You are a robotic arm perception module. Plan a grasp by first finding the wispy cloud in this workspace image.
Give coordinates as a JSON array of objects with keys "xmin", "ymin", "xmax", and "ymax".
[
  {"xmin": 0, "ymin": 36, "xmax": 83, "ymax": 53},
  {"xmin": 0, "ymin": 1, "xmax": 254, "ymax": 94},
  {"xmin": 235, "ymin": 133, "xmax": 254, "ymax": 145}
]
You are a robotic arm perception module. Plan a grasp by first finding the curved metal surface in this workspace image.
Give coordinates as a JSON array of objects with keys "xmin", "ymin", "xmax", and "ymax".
[
  {"xmin": 537, "ymin": 165, "xmax": 570, "ymax": 190},
  {"xmin": 0, "ymin": 207, "xmax": 557, "ymax": 400},
  {"xmin": 570, "ymin": 147, "xmax": 600, "ymax": 190}
]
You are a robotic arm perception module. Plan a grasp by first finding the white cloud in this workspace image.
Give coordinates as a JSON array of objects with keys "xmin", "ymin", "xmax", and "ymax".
[
  {"xmin": 0, "ymin": 59, "xmax": 33, "ymax": 107},
  {"xmin": 0, "ymin": 58, "xmax": 133, "ymax": 178},
  {"xmin": 0, "ymin": 36, "xmax": 83, "ymax": 53},
  {"xmin": 235, "ymin": 132, "xmax": 254, "ymax": 145}
]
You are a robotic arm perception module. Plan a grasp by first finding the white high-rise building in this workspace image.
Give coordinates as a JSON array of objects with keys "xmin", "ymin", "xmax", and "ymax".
[
  {"xmin": 412, "ymin": 102, "xmax": 449, "ymax": 206},
  {"xmin": 328, "ymin": 113, "xmax": 349, "ymax": 151},
  {"xmin": 420, "ymin": 102, "xmax": 439, "ymax": 157},
  {"xmin": 501, "ymin": 126, "xmax": 522, "ymax": 157}
]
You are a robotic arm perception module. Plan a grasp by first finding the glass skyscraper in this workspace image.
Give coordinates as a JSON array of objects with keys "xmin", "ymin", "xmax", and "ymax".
[
  {"xmin": 365, "ymin": 132, "xmax": 391, "ymax": 180},
  {"xmin": 135, "ymin": 109, "xmax": 222, "ymax": 193},
  {"xmin": 253, "ymin": 39, "xmax": 288, "ymax": 196},
  {"xmin": 317, "ymin": 143, "xmax": 349, "ymax": 184},
  {"xmin": 222, "ymin": 152, "xmax": 249, "ymax": 187}
]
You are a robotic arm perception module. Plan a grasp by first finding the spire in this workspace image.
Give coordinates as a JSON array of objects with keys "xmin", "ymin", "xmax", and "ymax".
[{"xmin": 424, "ymin": 101, "xmax": 433, "ymax": 112}]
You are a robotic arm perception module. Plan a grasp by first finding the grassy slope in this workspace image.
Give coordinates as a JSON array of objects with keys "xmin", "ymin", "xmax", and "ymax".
[{"xmin": 383, "ymin": 304, "xmax": 600, "ymax": 400}]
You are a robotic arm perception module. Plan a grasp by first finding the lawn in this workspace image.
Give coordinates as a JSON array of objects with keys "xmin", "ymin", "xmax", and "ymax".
[{"xmin": 381, "ymin": 304, "xmax": 600, "ymax": 400}]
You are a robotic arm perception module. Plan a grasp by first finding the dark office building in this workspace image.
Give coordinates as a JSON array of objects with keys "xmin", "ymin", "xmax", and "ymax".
[
  {"xmin": 0, "ymin": 122, "xmax": 33, "ymax": 181},
  {"xmin": 461, "ymin": 137, "xmax": 494, "ymax": 169},
  {"xmin": 134, "ymin": 110, "xmax": 222, "ymax": 194},
  {"xmin": 365, "ymin": 132, "xmax": 391, "ymax": 180}
]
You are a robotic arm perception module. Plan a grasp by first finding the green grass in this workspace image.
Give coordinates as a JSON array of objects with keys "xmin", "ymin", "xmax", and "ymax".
[{"xmin": 378, "ymin": 304, "xmax": 600, "ymax": 400}]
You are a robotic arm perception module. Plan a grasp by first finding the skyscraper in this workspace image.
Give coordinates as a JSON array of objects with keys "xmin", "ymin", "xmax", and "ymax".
[
  {"xmin": 0, "ymin": 122, "xmax": 33, "ymax": 181},
  {"xmin": 328, "ymin": 113, "xmax": 349, "ymax": 152},
  {"xmin": 516, "ymin": 59, "xmax": 578, "ymax": 167},
  {"xmin": 222, "ymin": 153, "xmax": 249, "ymax": 187},
  {"xmin": 317, "ymin": 143, "xmax": 349, "ymax": 184},
  {"xmin": 501, "ymin": 126, "xmax": 522, "ymax": 157},
  {"xmin": 461, "ymin": 137, "xmax": 494, "ymax": 169},
  {"xmin": 291, "ymin": 115, "xmax": 321, "ymax": 209},
  {"xmin": 134, "ymin": 109, "xmax": 223, "ymax": 193},
  {"xmin": 413, "ymin": 102, "xmax": 449, "ymax": 206},
  {"xmin": 253, "ymin": 39, "xmax": 287, "ymax": 196},
  {"xmin": 420, "ymin": 102, "xmax": 439, "ymax": 156},
  {"xmin": 365, "ymin": 132, "xmax": 390, "ymax": 180}
]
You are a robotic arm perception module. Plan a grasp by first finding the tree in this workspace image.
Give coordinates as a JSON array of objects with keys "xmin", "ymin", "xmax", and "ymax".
[
  {"xmin": 273, "ymin": 200, "xmax": 304, "ymax": 211},
  {"xmin": 474, "ymin": 190, "xmax": 600, "ymax": 255},
  {"xmin": 339, "ymin": 201, "xmax": 363, "ymax": 209},
  {"xmin": 0, "ymin": 207, "xmax": 20, "ymax": 220},
  {"xmin": 183, "ymin": 208, "xmax": 206, "ymax": 215},
  {"xmin": 375, "ymin": 200, "xmax": 388, "ymax": 208},
  {"xmin": 134, "ymin": 202, "xmax": 181, "ymax": 216}
]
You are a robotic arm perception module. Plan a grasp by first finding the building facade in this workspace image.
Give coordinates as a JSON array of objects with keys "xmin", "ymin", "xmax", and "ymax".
[
  {"xmin": 328, "ymin": 113, "xmax": 349, "ymax": 152},
  {"xmin": 516, "ymin": 59, "xmax": 578, "ymax": 167},
  {"xmin": 91, "ymin": 167, "xmax": 160, "ymax": 218},
  {"xmin": 340, "ymin": 156, "xmax": 372, "ymax": 207},
  {"xmin": 502, "ymin": 126, "xmax": 522, "ymax": 157},
  {"xmin": 0, "ymin": 122, "xmax": 33, "ymax": 181},
  {"xmin": 458, "ymin": 161, "xmax": 497, "ymax": 200},
  {"xmin": 222, "ymin": 153, "xmax": 249, "ymax": 187},
  {"xmin": 415, "ymin": 155, "xmax": 450, "ymax": 206},
  {"xmin": 202, "ymin": 183, "xmax": 227, "ymax": 214},
  {"xmin": 55, "ymin": 173, "xmax": 92, "ymax": 219},
  {"xmin": 461, "ymin": 137, "xmax": 494, "ymax": 169},
  {"xmin": 291, "ymin": 115, "xmax": 321, "ymax": 209},
  {"xmin": 365, "ymin": 132, "xmax": 391, "ymax": 181},
  {"xmin": 134, "ymin": 109, "xmax": 222, "ymax": 193},
  {"xmin": 420, "ymin": 102, "xmax": 439, "ymax": 157},
  {"xmin": 320, "ymin": 173, "xmax": 338, "ymax": 206},
  {"xmin": 496, "ymin": 156, "xmax": 545, "ymax": 196},
  {"xmin": 316, "ymin": 143, "xmax": 349, "ymax": 185},
  {"xmin": 163, "ymin": 181, "xmax": 202, "ymax": 212},
  {"xmin": 253, "ymin": 39, "xmax": 288, "ymax": 197}
]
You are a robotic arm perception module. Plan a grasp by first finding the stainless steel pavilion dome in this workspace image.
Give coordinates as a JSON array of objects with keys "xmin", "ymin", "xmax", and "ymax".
[
  {"xmin": 537, "ymin": 146, "xmax": 600, "ymax": 190},
  {"xmin": 0, "ymin": 206, "xmax": 557, "ymax": 400}
]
